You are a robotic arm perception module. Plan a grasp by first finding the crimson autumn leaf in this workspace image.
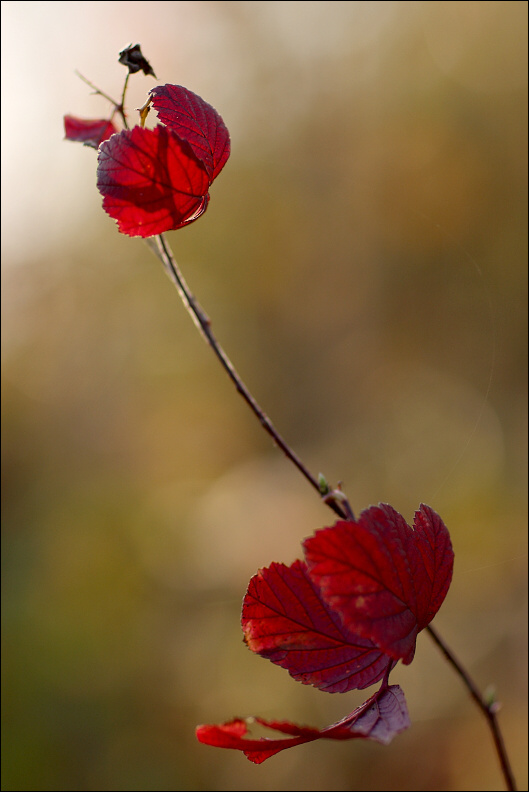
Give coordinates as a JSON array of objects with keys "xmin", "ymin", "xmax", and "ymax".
[
  {"xmin": 96, "ymin": 125, "xmax": 210, "ymax": 237},
  {"xmin": 304, "ymin": 504, "xmax": 454, "ymax": 665},
  {"xmin": 197, "ymin": 503, "xmax": 452, "ymax": 762},
  {"xmin": 242, "ymin": 559, "xmax": 392, "ymax": 693},
  {"xmin": 64, "ymin": 115, "xmax": 117, "ymax": 149},
  {"xmin": 196, "ymin": 684, "xmax": 410, "ymax": 764},
  {"xmin": 150, "ymin": 84, "xmax": 230, "ymax": 181}
]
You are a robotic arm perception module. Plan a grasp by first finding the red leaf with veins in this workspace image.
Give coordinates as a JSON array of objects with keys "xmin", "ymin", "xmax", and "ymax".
[
  {"xmin": 304, "ymin": 504, "xmax": 454, "ymax": 664},
  {"xmin": 196, "ymin": 684, "xmax": 409, "ymax": 764},
  {"xmin": 150, "ymin": 84, "xmax": 230, "ymax": 180},
  {"xmin": 242, "ymin": 559, "xmax": 391, "ymax": 692},
  {"xmin": 96, "ymin": 125, "xmax": 210, "ymax": 237},
  {"xmin": 64, "ymin": 115, "xmax": 117, "ymax": 148}
]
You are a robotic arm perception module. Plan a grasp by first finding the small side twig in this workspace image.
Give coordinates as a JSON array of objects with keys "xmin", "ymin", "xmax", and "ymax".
[{"xmin": 75, "ymin": 71, "xmax": 128, "ymax": 128}]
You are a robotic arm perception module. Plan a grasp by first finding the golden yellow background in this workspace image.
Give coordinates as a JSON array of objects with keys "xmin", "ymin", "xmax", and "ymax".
[{"xmin": 2, "ymin": 2, "xmax": 527, "ymax": 789}]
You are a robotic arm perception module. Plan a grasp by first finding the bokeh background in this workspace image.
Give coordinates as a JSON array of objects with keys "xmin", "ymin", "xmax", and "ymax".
[{"xmin": 2, "ymin": 2, "xmax": 527, "ymax": 790}]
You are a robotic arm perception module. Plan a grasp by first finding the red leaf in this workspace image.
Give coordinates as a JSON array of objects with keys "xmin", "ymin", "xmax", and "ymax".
[
  {"xmin": 196, "ymin": 684, "xmax": 410, "ymax": 764},
  {"xmin": 64, "ymin": 115, "xmax": 117, "ymax": 148},
  {"xmin": 150, "ymin": 84, "xmax": 230, "ymax": 181},
  {"xmin": 304, "ymin": 504, "xmax": 454, "ymax": 664},
  {"xmin": 242, "ymin": 559, "xmax": 391, "ymax": 692},
  {"xmin": 96, "ymin": 125, "xmax": 210, "ymax": 238}
]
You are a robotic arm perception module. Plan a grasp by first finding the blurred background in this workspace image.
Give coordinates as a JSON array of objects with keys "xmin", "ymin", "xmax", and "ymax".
[{"xmin": 1, "ymin": 2, "xmax": 527, "ymax": 790}]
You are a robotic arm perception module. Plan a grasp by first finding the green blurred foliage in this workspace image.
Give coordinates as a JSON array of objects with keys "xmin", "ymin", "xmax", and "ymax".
[{"xmin": 2, "ymin": 2, "xmax": 527, "ymax": 790}]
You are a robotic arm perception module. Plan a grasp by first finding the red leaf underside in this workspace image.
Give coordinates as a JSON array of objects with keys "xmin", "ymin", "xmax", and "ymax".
[
  {"xmin": 196, "ymin": 684, "xmax": 410, "ymax": 764},
  {"xmin": 304, "ymin": 504, "xmax": 454, "ymax": 664},
  {"xmin": 64, "ymin": 116, "xmax": 117, "ymax": 148},
  {"xmin": 242, "ymin": 559, "xmax": 391, "ymax": 693},
  {"xmin": 97, "ymin": 125, "xmax": 210, "ymax": 237},
  {"xmin": 150, "ymin": 84, "xmax": 230, "ymax": 181}
]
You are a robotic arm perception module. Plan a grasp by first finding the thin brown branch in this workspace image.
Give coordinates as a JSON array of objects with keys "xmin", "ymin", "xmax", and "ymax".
[
  {"xmin": 151, "ymin": 233, "xmax": 349, "ymax": 521},
  {"xmin": 75, "ymin": 70, "xmax": 129, "ymax": 128},
  {"xmin": 426, "ymin": 625, "xmax": 517, "ymax": 791},
  {"xmin": 147, "ymin": 234, "xmax": 515, "ymax": 791}
]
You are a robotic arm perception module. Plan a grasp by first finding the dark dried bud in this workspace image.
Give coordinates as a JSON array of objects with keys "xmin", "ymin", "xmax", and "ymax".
[{"xmin": 118, "ymin": 44, "xmax": 156, "ymax": 78}]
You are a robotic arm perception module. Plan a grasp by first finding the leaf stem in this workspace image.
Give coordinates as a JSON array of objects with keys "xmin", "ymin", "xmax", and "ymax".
[
  {"xmin": 120, "ymin": 73, "xmax": 130, "ymax": 124},
  {"xmin": 152, "ymin": 233, "xmax": 349, "ymax": 521},
  {"xmin": 426, "ymin": 624, "xmax": 517, "ymax": 791},
  {"xmin": 75, "ymin": 70, "xmax": 119, "ymax": 106}
]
